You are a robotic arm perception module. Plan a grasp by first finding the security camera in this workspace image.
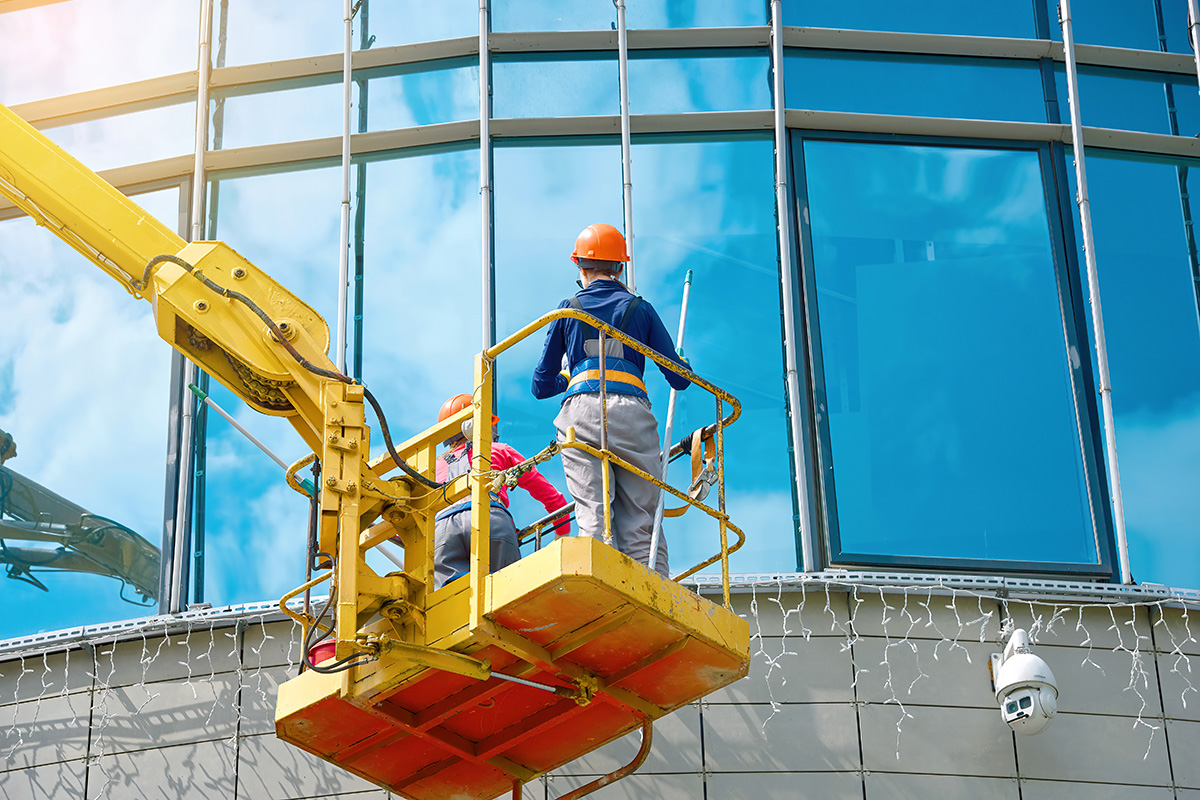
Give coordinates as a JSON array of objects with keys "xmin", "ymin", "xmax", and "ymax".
[{"xmin": 991, "ymin": 628, "xmax": 1058, "ymax": 735}]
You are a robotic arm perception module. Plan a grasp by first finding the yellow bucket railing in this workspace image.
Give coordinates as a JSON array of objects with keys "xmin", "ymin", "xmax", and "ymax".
[{"xmin": 466, "ymin": 308, "xmax": 745, "ymax": 609}]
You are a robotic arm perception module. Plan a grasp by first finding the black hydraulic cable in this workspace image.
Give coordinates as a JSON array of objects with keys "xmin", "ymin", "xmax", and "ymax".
[{"xmin": 141, "ymin": 254, "xmax": 442, "ymax": 490}]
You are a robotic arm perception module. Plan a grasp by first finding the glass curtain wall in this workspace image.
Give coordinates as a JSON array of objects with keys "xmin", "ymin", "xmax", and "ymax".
[{"xmin": 5, "ymin": 0, "xmax": 1200, "ymax": 641}]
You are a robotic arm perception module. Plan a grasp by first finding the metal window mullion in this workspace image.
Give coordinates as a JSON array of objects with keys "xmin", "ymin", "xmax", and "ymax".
[
  {"xmin": 336, "ymin": 0, "xmax": 353, "ymax": 373},
  {"xmin": 1059, "ymin": 0, "xmax": 1132, "ymax": 584},
  {"xmin": 616, "ymin": 0, "xmax": 635, "ymax": 291},
  {"xmin": 481, "ymin": 0, "xmax": 495, "ymax": 350},
  {"xmin": 170, "ymin": 0, "xmax": 216, "ymax": 614},
  {"xmin": 771, "ymin": 0, "xmax": 817, "ymax": 572}
]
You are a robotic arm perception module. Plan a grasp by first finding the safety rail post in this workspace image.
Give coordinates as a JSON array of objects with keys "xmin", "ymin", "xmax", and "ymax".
[
  {"xmin": 470, "ymin": 351, "xmax": 495, "ymax": 630},
  {"xmin": 715, "ymin": 394, "xmax": 729, "ymax": 607},
  {"xmin": 598, "ymin": 329, "xmax": 613, "ymax": 544}
]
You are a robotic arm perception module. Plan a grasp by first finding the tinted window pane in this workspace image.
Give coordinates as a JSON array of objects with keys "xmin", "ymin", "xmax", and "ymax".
[
  {"xmin": 215, "ymin": 83, "xmax": 343, "ymax": 149},
  {"xmin": 785, "ymin": 52, "xmax": 1047, "ymax": 122},
  {"xmin": 493, "ymin": 54, "xmax": 619, "ymax": 118},
  {"xmin": 1055, "ymin": 65, "xmax": 1200, "ymax": 136},
  {"xmin": 365, "ymin": 60, "xmax": 479, "ymax": 131},
  {"xmin": 357, "ymin": 148, "xmax": 482, "ymax": 458},
  {"xmin": 1075, "ymin": 154, "xmax": 1200, "ymax": 588},
  {"xmin": 631, "ymin": 137, "xmax": 794, "ymax": 574},
  {"xmin": 629, "ymin": 51, "xmax": 770, "ymax": 114},
  {"xmin": 1050, "ymin": 0, "xmax": 1193, "ymax": 53},
  {"xmin": 628, "ymin": 0, "xmax": 765, "ymax": 28},
  {"xmin": 493, "ymin": 142, "xmax": 623, "ymax": 545},
  {"xmin": 0, "ymin": 189, "xmax": 178, "ymax": 637},
  {"xmin": 363, "ymin": 0, "xmax": 476, "ymax": 47},
  {"xmin": 492, "ymin": 0, "xmax": 614, "ymax": 32},
  {"xmin": 202, "ymin": 168, "xmax": 341, "ymax": 605},
  {"xmin": 803, "ymin": 140, "xmax": 1097, "ymax": 565},
  {"xmin": 0, "ymin": 0, "xmax": 199, "ymax": 105},
  {"xmin": 219, "ymin": 0, "xmax": 343, "ymax": 66},
  {"xmin": 43, "ymin": 103, "xmax": 196, "ymax": 172},
  {"xmin": 784, "ymin": 0, "xmax": 1035, "ymax": 38}
]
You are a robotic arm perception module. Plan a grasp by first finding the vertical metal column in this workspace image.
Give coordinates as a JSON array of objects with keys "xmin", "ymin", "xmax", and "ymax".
[
  {"xmin": 615, "ymin": 0, "xmax": 635, "ymax": 291},
  {"xmin": 480, "ymin": 0, "xmax": 495, "ymax": 350},
  {"xmin": 770, "ymin": 0, "xmax": 817, "ymax": 571},
  {"xmin": 171, "ymin": 0, "xmax": 216, "ymax": 612},
  {"xmin": 336, "ymin": 0, "xmax": 354, "ymax": 372},
  {"xmin": 1060, "ymin": 0, "xmax": 1132, "ymax": 584}
]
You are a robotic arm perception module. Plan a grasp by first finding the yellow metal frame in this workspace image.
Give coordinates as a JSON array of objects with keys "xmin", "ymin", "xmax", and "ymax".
[{"xmin": 0, "ymin": 99, "xmax": 750, "ymax": 796}]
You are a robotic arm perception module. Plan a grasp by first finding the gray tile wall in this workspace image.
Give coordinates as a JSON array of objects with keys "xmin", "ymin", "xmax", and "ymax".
[{"xmin": 0, "ymin": 589, "xmax": 1195, "ymax": 799}]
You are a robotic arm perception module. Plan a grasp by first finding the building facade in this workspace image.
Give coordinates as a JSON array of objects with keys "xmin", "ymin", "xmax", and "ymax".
[{"xmin": 1, "ymin": 0, "xmax": 1199, "ymax": 798}]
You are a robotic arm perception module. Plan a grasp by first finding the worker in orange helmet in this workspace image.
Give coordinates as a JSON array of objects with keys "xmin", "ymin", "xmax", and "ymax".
[
  {"xmin": 530, "ymin": 224, "xmax": 690, "ymax": 577},
  {"xmin": 432, "ymin": 394, "xmax": 570, "ymax": 589}
]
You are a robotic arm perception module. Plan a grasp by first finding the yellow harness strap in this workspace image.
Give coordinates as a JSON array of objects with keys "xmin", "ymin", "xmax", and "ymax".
[
  {"xmin": 663, "ymin": 429, "xmax": 715, "ymax": 518},
  {"xmin": 567, "ymin": 369, "xmax": 648, "ymax": 394}
]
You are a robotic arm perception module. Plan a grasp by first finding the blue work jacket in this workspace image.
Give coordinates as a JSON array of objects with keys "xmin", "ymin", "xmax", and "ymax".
[{"xmin": 531, "ymin": 278, "xmax": 691, "ymax": 400}]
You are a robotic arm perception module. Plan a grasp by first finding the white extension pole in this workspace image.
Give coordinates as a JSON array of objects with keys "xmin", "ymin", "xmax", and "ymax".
[
  {"xmin": 335, "ymin": 0, "xmax": 353, "ymax": 372},
  {"xmin": 770, "ymin": 0, "xmax": 817, "ymax": 571},
  {"xmin": 1060, "ymin": 0, "xmax": 1132, "ymax": 584},
  {"xmin": 615, "ymin": 0, "xmax": 635, "ymax": 291},
  {"xmin": 648, "ymin": 270, "xmax": 693, "ymax": 572}
]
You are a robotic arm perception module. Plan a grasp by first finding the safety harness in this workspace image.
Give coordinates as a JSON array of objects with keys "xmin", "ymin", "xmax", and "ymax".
[
  {"xmin": 564, "ymin": 294, "xmax": 648, "ymax": 399},
  {"xmin": 664, "ymin": 428, "xmax": 718, "ymax": 517},
  {"xmin": 434, "ymin": 445, "xmax": 513, "ymax": 522}
]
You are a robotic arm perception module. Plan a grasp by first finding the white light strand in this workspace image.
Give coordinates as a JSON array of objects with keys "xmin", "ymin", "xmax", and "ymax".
[{"xmin": 748, "ymin": 577, "xmax": 1200, "ymax": 762}]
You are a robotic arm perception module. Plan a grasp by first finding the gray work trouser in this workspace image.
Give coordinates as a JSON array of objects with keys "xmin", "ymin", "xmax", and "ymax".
[
  {"xmin": 433, "ymin": 504, "xmax": 520, "ymax": 589},
  {"xmin": 555, "ymin": 393, "xmax": 669, "ymax": 577}
]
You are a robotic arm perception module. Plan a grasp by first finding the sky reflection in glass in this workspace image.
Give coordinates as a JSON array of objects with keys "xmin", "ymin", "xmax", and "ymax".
[
  {"xmin": 1069, "ymin": 154, "xmax": 1200, "ymax": 588},
  {"xmin": 215, "ymin": 83, "xmax": 344, "ymax": 150},
  {"xmin": 803, "ymin": 140, "xmax": 1097, "ymax": 566},
  {"xmin": 629, "ymin": 51, "xmax": 770, "ymax": 114},
  {"xmin": 365, "ymin": 60, "xmax": 479, "ymax": 130},
  {"xmin": 786, "ymin": 52, "xmax": 1046, "ymax": 122},
  {"xmin": 492, "ymin": 0, "xmax": 614, "ymax": 32},
  {"xmin": 202, "ymin": 168, "xmax": 342, "ymax": 606},
  {"xmin": 0, "ymin": 0, "xmax": 198, "ymax": 105},
  {"xmin": 493, "ymin": 54, "xmax": 619, "ymax": 118},
  {"xmin": 0, "ymin": 187, "xmax": 179, "ymax": 638},
  {"xmin": 628, "ymin": 0, "xmax": 764, "ymax": 28}
]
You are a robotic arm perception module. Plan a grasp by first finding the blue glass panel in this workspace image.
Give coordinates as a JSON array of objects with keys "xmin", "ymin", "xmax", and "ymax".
[
  {"xmin": 1070, "ymin": 153, "xmax": 1200, "ymax": 588},
  {"xmin": 41, "ymin": 103, "xmax": 196, "ymax": 172},
  {"xmin": 492, "ymin": 142, "xmax": 623, "ymax": 545},
  {"xmin": 362, "ymin": 0, "xmax": 476, "ymax": 47},
  {"xmin": 630, "ymin": 136, "xmax": 793, "ymax": 574},
  {"xmin": 1047, "ymin": 0, "xmax": 1193, "ymax": 54},
  {"xmin": 357, "ymin": 148, "xmax": 482, "ymax": 459},
  {"xmin": 215, "ymin": 83, "xmax": 344, "ymax": 149},
  {"xmin": 784, "ymin": 0, "xmax": 1035, "ymax": 38},
  {"xmin": 365, "ymin": 60, "xmax": 479, "ymax": 130},
  {"xmin": 785, "ymin": 52, "xmax": 1047, "ymax": 122},
  {"xmin": 803, "ymin": 140, "xmax": 1097, "ymax": 566},
  {"xmin": 0, "ymin": 188, "xmax": 178, "ymax": 637},
  {"xmin": 493, "ymin": 54, "xmax": 619, "ymax": 118},
  {"xmin": 1054, "ymin": 65, "xmax": 1200, "ymax": 136},
  {"xmin": 219, "ymin": 0, "xmax": 344, "ymax": 66},
  {"xmin": 628, "ymin": 0, "xmax": 765, "ymax": 28},
  {"xmin": 492, "ymin": 0, "xmax": 614, "ymax": 32},
  {"xmin": 0, "ymin": 0, "xmax": 199, "ymax": 105},
  {"xmin": 629, "ymin": 51, "xmax": 770, "ymax": 114},
  {"xmin": 202, "ymin": 167, "xmax": 342, "ymax": 605}
]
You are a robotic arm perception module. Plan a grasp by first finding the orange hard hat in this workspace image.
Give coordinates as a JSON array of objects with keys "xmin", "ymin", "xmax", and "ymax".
[
  {"xmin": 571, "ymin": 223, "xmax": 629, "ymax": 264},
  {"xmin": 438, "ymin": 394, "xmax": 499, "ymax": 425}
]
